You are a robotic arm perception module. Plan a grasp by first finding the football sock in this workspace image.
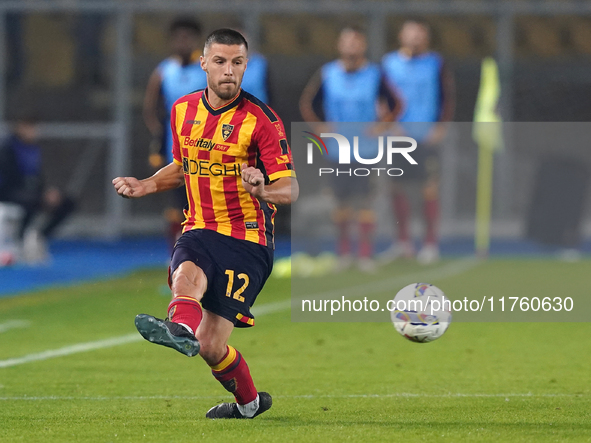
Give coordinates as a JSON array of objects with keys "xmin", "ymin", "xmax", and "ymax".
[
  {"xmin": 211, "ymin": 346, "xmax": 258, "ymax": 406},
  {"xmin": 358, "ymin": 210, "xmax": 375, "ymax": 258},
  {"xmin": 393, "ymin": 192, "xmax": 411, "ymax": 242},
  {"xmin": 236, "ymin": 394, "xmax": 260, "ymax": 418},
  {"xmin": 424, "ymin": 197, "xmax": 439, "ymax": 245},
  {"xmin": 167, "ymin": 296, "xmax": 203, "ymax": 335}
]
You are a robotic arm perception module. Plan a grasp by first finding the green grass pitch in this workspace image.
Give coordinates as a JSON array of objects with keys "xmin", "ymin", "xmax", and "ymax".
[{"xmin": 1, "ymin": 259, "xmax": 590, "ymax": 442}]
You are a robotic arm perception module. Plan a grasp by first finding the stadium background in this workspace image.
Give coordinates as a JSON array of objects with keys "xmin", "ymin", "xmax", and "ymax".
[{"xmin": 2, "ymin": 0, "xmax": 591, "ymax": 245}]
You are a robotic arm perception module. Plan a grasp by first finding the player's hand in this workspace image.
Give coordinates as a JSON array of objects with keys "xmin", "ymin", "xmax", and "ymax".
[
  {"xmin": 112, "ymin": 176, "xmax": 147, "ymax": 199},
  {"xmin": 241, "ymin": 163, "xmax": 265, "ymax": 198}
]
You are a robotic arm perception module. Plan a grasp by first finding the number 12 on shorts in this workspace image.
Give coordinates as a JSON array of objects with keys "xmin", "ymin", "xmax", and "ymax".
[{"xmin": 225, "ymin": 269, "xmax": 250, "ymax": 302}]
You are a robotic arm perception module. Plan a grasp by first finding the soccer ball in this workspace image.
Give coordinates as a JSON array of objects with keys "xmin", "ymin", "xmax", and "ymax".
[{"xmin": 390, "ymin": 283, "xmax": 452, "ymax": 343}]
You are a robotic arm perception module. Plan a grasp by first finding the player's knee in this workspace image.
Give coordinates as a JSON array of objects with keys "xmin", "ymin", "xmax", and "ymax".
[
  {"xmin": 171, "ymin": 263, "xmax": 207, "ymax": 299},
  {"xmin": 196, "ymin": 335, "xmax": 227, "ymax": 365},
  {"xmin": 170, "ymin": 273, "xmax": 189, "ymax": 295},
  {"xmin": 171, "ymin": 272, "xmax": 199, "ymax": 298}
]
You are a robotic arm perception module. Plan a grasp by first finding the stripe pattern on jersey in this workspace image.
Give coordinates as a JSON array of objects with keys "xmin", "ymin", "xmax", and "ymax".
[{"xmin": 170, "ymin": 89, "xmax": 295, "ymax": 248}]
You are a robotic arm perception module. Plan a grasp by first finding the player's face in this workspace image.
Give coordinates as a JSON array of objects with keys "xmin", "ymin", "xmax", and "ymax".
[
  {"xmin": 337, "ymin": 30, "xmax": 367, "ymax": 64},
  {"xmin": 201, "ymin": 43, "xmax": 248, "ymax": 100},
  {"xmin": 399, "ymin": 22, "xmax": 430, "ymax": 54},
  {"xmin": 171, "ymin": 28, "xmax": 200, "ymax": 59}
]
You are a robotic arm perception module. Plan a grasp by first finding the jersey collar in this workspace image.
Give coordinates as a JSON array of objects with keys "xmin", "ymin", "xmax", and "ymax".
[{"xmin": 202, "ymin": 88, "xmax": 244, "ymax": 115}]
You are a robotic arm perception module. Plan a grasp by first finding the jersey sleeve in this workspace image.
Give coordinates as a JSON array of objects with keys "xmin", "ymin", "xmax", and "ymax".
[
  {"xmin": 170, "ymin": 102, "xmax": 182, "ymax": 166},
  {"xmin": 253, "ymin": 114, "xmax": 296, "ymax": 183}
]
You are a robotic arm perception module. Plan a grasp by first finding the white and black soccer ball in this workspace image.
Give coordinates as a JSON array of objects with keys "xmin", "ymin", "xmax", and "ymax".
[{"xmin": 390, "ymin": 283, "xmax": 452, "ymax": 343}]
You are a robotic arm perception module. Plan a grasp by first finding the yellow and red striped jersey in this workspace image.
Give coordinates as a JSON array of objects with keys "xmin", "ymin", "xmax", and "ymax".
[{"xmin": 171, "ymin": 88, "xmax": 295, "ymax": 248}]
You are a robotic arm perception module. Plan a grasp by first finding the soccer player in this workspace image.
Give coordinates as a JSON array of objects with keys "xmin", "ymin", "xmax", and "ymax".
[
  {"xmin": 143, "ymin": 18, "xmax": 208, "ymax": 248},
  {"xmin": 380, "ymin": 19, "xmax": 455, "ymax": 264},
  {"xmin": 113, "ymin": 29, "xmax": 298, "ymax": 419},
  {"xmin": 299, "ymin": 26, "xmax": 400, "ymax": 272}
]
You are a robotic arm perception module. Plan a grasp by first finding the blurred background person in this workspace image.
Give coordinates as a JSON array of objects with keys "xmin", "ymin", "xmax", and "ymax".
[
  {"xmin": 380, "ymin": 18, "xmax": 455, "ymax": 265},
  {"xmin": 300, "ymin": 26, "xmax": 401, "ymax": 272},
  {"xmin": 142, "ymin": 17, "xmax": 207, "ymax": 250},
  {"xmin": 0, "ymin": 117, "xmax": 76, "ymax": 263}
]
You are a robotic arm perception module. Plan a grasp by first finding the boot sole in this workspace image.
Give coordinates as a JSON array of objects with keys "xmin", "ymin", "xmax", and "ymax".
[
  {"xmin": 135, "ymin": 314, "xmax": 200, "ymax": 357},
  {"xmin": 206, "ymin": 392, "xmax": 273, "ymax": 419}
]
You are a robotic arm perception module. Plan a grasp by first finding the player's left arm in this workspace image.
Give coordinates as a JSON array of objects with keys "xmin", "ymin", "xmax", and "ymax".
[
  {"xmin": 241, "ymin": 168, "xmax": 298, "ymax": 205},
  {"xmin": 426, "ymin": 59, "xmax": 456, "ymax": 145},
  {"xmin": 377, "ymin": 72, "xmax": 403, "ymax": 122},
  {"xmin": 243, "ymin": 113, "xmax": 298, "ymax": 205},
  {"xmin": 368, "ymin": 73, "xmax": 405, "ymax": 136},
  {"xmin": 143, "ymin": 69, "xmax": 166, "ymax": 168}
]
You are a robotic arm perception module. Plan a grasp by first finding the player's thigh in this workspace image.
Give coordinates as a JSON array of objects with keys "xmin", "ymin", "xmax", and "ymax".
[
  {"xmin": 393, "ymin": 147, "xmax": 441, "ymax": 195},
  {"xmin": 169, "ymin": 230, "xmax": 216, "ymax": 299},
  {"xmin": 200, "ymin": 232, "xmax": 273, "ymax": 328}
]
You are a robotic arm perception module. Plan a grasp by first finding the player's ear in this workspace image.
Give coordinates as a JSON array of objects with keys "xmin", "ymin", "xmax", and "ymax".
[{"xmin": 200, "ymin": 55, "xmax": 206, "ymax": 71}]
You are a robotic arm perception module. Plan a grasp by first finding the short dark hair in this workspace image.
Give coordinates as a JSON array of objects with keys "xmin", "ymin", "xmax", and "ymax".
[
  {"xmin": 340, "ymin": 25, "xmax": 367, "ymax": 36},
  {"xmin": 402, "ymin": 18, "xmax": 431, "ymax": 32},
  {"xmin": 204, "ymin": 28, "xmax": 248, "ymax": 52},
  {"xmin": 169, "ymin": 17, "xmax": 202, "ymax": 36}
]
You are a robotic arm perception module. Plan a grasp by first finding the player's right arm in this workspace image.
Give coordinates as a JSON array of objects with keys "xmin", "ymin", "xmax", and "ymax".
[
  {"xmin": 300, "ymin": 68, "xmax": 334, "ymax": 134},
  {"xmin": 425, "ymin": 58, "xmax": 456, "ymax": 146},
  {"xmin": 143, "ymin": 69, "xmax": 164, "ymax": 138},
  {"xmin": 112, "ymin": 162, "xmax": 184, "ymax": 199},
  {"xmin": 143, "ymin": 69, "xmax": 166, "ymax": 168},
  {"xmin": 299, "ymin": 68, "xmax": 325, "ymax": 123}
]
